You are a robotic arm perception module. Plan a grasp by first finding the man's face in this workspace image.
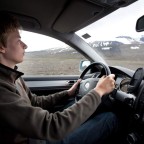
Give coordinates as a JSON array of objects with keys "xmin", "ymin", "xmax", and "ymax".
[{"xmin": 3, "ymin": 29, "xmax": 27, "ymax": 66}]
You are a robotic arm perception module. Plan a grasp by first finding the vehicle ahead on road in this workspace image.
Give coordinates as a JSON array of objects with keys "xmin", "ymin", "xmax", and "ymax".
[{"xmin": 0, "ymin": 0, "xmax": 144, "ymax": 143}]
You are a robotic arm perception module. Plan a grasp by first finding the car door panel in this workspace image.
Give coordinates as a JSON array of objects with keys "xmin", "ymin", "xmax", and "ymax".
[{"xmin": 23, "ymin": 76, "xmax": 79, "ymax": 95}]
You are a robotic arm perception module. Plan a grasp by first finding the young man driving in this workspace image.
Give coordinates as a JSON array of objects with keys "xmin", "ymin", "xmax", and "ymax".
[{"xmin": 0, "ymin": 11, "xmax": 118, "ymax": 144}]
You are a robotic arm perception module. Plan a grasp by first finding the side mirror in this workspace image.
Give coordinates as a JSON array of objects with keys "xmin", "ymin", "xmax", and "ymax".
[
  {"xmin": 136, "ymin": 15, "xmax": 144, "ymax": 32},
  {"xmin": 79, "ymin": 60, "xmax": 91, "ymax": 72}
]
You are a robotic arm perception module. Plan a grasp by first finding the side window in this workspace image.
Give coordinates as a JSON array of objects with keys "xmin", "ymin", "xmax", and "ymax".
[{"xmin": 18, "ymin": 31, "xmax": 86, "ymax": 76}]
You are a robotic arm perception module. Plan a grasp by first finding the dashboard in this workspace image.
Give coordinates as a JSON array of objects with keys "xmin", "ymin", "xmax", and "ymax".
[
  {"xmin": 109, "ymin": 66, "xmax": 144, "ymax": 95},
  {"xmin": 116, "ymin": 75, "xmax": 131, "ymax": 93},
  {"xmin": 101, "ymin": 66, "xmax": 134, "ymax": 93}
]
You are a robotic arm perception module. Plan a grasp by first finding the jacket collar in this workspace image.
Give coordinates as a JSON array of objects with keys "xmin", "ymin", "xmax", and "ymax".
[{"xmin": 0, "ymin": 63, "xmax": 24, "ymax": 83}]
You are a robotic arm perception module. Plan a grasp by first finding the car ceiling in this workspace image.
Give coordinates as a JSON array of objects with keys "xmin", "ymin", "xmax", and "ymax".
[{"xmin": 0, "ymin": 0, "xmax": 137, "ymax": 35}]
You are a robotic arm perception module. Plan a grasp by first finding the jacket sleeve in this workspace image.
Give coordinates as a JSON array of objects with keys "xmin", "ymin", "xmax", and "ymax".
[
  {"xmin": 20, "ymin": 77, "xmax": 70, "ymax": 109},
  {"xmin": 0, "ymin": 84, "xmax": 101, "ymax": 141}
]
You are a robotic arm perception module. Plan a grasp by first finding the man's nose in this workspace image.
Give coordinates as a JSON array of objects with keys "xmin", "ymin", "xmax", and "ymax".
[{"xmin": 22, "ymin": 41, "xmax": 27, "ymax": 49}]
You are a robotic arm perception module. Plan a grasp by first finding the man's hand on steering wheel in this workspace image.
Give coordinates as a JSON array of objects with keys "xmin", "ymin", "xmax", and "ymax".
[
  {"xmin": 94, "ymin": 74, "xmax": 115, "ymax": 97},
  {"xmin": 67, "ymin": 79, "xmax": 82, "ymax": 97}
]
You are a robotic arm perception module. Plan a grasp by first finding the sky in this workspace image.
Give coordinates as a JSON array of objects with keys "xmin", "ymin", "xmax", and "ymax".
[
  {"xmin": 21, "ymin": 31, "xmax": 67, "ymax": 52},
  {"xmin": 76, "ymin": 0, "xmax": 144, "ymax": 42},
  {"xmin": 21, "ymin": 0, "xmax": 144, "ymax": 52}
]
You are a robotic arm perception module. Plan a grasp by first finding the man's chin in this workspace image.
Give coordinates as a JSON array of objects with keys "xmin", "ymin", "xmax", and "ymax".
[{"xmin": 16, "ymin": 60, "xmax": 23, "ymax": 64}]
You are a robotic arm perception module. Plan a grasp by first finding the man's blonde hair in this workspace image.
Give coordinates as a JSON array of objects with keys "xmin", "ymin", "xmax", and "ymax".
[{"xmin": 0, "ymin": 11, "xmax": 21, "ymax": 47}]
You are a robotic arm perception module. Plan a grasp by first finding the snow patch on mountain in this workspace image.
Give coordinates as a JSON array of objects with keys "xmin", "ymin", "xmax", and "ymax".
[{"xmin": 91, "ymin": 35, "xmax": 144, "ymax": 48}]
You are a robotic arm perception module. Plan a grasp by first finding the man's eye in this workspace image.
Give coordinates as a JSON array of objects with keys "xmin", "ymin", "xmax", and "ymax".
[{"xmin": 17, "ymin": 40, "xmax": 21, "ymax": 44}]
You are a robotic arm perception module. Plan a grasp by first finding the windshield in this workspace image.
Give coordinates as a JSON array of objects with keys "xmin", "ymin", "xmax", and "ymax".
[{"xmin": 76, "ymin": 0, "xmax": 144, "ymax": 71}]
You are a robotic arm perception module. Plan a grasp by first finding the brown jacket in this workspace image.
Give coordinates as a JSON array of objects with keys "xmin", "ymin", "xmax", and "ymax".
[{"xmin": 0, "ymin": 63, "xmax": 101, "ymax": 144}]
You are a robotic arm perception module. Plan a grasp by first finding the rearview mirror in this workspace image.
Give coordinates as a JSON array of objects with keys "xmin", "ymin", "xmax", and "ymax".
[{"xmin": 136, "ymin": 15, "xmax": 144, "ymax": 32}]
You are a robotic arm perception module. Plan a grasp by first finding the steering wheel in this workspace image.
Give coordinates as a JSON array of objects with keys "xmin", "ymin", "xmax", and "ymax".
[{"xmin": 75, "ymin": 62, "xmax": 111, "ymax": 101}]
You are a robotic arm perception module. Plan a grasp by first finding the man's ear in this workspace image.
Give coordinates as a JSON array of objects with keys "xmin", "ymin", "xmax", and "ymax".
[{"xmin": 0, "ymin": 46, "xmax": 6, "ymax": 53}]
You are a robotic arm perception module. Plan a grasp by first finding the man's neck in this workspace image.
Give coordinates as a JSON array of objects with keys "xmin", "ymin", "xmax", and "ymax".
[{"xmin": 0, "ymin": 61, "xmax": 15, "ymax": 69}]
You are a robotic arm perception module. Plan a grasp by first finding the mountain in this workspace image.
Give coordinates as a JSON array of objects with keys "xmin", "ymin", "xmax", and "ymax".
[
  {"xmin": 25, "ymin": 46, "xmax": 82, "ymax": 59},
  {"xmin": 25, "ymin": 35, "xmax": 144, "ymax": 61},
  {"xmin": 90, "ymin": 35, "xmax": 143, "ymax": 48},
  {"xmin": 88, "ymin": 35, "xmax": 144, "ymax": 60}
]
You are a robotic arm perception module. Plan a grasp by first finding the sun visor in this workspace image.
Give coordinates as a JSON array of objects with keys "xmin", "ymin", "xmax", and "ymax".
[
  {"xmin": 12, "ymin": 12, "xmax": 41, "ymax": 31},
  {"xmin": 52, "ymin": 1, "xmax": 103, "ymax": 33}
]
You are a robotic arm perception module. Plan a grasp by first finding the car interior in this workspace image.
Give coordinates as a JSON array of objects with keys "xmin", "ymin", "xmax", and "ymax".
[{"xmin": 0, "ymin": 0, "xmax": 144, "ymax": 144}]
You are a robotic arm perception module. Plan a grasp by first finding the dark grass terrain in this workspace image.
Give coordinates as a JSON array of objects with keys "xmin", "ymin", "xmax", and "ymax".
[{"xmin": 18, "ymin": 53, "xmax": 85, "ymax": 75}]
